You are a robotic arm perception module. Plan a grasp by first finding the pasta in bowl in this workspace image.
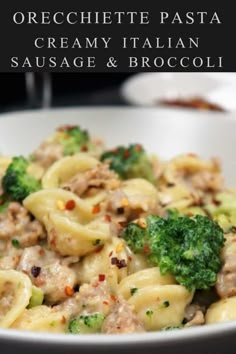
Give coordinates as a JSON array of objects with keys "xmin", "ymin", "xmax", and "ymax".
[{"xmin": 0, "ymin": 107, "xmax": 236, "ymax": 354}]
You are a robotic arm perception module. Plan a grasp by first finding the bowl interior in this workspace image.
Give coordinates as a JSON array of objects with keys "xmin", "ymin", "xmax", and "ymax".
[{"xmin": 1, "ymin": 107, "xmax": 236, "ymax": 352}]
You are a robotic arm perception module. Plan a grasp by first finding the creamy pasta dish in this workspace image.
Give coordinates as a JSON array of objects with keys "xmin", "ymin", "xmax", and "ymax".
[{"xmin": 0, "ymin": 124, "xmax": 236, "ymax": 334}]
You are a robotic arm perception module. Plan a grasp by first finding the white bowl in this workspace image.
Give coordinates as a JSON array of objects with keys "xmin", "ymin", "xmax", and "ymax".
[
  {"xmin": 121, "ymin": 73, "xmax": 236, "ymax": 111},
  {"xmin": 1, "ymin": 107, "xmax": 236, "ymax": 354}
]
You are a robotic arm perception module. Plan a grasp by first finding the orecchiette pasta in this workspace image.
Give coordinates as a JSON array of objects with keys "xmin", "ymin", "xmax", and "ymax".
[
  {"xmin": 0, "ymin": 157, "xmax": 12, "ymax": 178},
  {"xmin": 0, "ymin": 270, "xmax": 32, "ymax": 328},
  {"xmin": 42, "ymin": 153, "xmax": 99, "ymax": 189},
  {"xmin": 23, "ymin": 188, "xmax": 93, "ymax": 223},
  {"xmin": 11, "ymin": 305, "xmax": 68, "ymax": 333},
  {"xmin": 206, "ymin": 297, "xmax": 236, "ymax": 324},
  {"xmin": 45, "ymin": 212, "xmax": 110, "ymax": 256},
  {"xmin": 128, "ymin": 285, "xmax": 193, "ymax": 331},
  {"xmin": 118, "ymin": 268, "xmax": 176, "ymax": 300},
  {"xmin": 163, "ymin": 154, "xmax": 220, "ymax": 185},
  {"xmin": 120, "ymin": 178, "xmax": 159, "ymax": 211},
  {"xmin": 76, "ymin": 236, "xmax": 128, "ymax": 291}
]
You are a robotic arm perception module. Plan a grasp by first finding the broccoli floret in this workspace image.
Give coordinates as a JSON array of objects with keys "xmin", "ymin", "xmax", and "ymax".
[
  {"xmin": 100, "ymin": 144, "xmax": 155, "ymax": 182},
  {"xmin": 205, "ymin": 191, "xmax": 236, "ymax": 231},
  {"xmin": 1, "ymin": 156, "xmax": 41, "ymax": 201},
  {"xmin": 121, "ymin": 222, "xmax": 146, "ymax": 253},
  {"xmin": 122, "ymin": 211, "xmax": 225, "ymax": 291},
  {"xmin": 57, "ymin": 125, "xmax": 90, "ymax": 155},
  {"xmin": 68, "ymin": 313, "xmax": 105, "ymax": 334},
  {"xmin": 27, "ymin": 286, "xmax": 44, "ymax": 309}
]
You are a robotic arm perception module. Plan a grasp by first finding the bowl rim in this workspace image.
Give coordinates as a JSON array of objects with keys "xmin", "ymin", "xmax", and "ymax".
[
  {"xmin": 0, "ymin": 104, "xmax": 235, "ymax": 119},
  {"xmin": 1, "ymin": 320, "xmax": 236, "ymax": 346}
]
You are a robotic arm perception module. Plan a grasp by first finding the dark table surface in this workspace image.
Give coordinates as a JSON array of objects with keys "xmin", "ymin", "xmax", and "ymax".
[{"xmin": 0, "ymin": 73, "xmax": 133, "ymax": 113}]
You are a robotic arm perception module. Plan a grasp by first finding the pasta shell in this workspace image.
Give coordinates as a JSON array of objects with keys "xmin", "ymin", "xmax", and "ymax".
[
  {"xmin": 118, "ymin": 268, "xmax": 176, "ymax": 300},
  {"xmin": 23, "ymin": 188, "xmax": 93, "ymax": 224},
  {"xmin": 77, "ymin": 236, "xmax": 128, "ymax": 289},
  {"xmin": 0, "ymin": 270, "xmax": 32, "ymax": 328},
  {"xmin": 12, "ymin": 305, "xmax": 67, "ymax": 333},
  {"xmin": 0, "ymin": 157, "xmax": 12, "ymax": 178},
  {"xmin": 128, "ymin": 284, "xmax": 193, "ymax": 331},
  {"xmin": 206, "ymin": 297, "xmax": 236, "ymax": 324},
  {"xmin": 45, "ymin": 213, "xmax": 110, "ymax": 257},
  {"xmin": 42, "ymin": 153, "xmax": 99, "ymax": 188}
]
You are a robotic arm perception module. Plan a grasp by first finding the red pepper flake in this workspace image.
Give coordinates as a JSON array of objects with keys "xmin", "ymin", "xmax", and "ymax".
[
  {"xmin": 135, "ymin": 144, "xmax": 143, "ymax": 152},
  {"xmin": 95, "ymin": 245, "xmax": 104, "ymax": 253},
  {"xmin": 103, "ymin": 301, "xmax": 109, "ymax": 306},
  {"xmin": 57, "ymin": 125, "xmax": 77, "ymax": 132},
  {"xmin": 111, "ymin": 148, "xmax": 119, "ymax": 154},
  {"xmin": 108, "ymin": 251, "xmax": 113, "ymax": 257},
  {"xmin": 39, "ymin": 248, "xmax": 45, "ymax": 256},
  {"xmin": 212, "ymin": 198, "xmax": 221, "ymax": 206},
  {"xmin": 65, "ymin": 200, "xmax": 76, "ymax": 210},
  {"xmin": 117, "ymin": 207, "xmax": 124, "ymax": 215},
  {"xmin": 65, "ymin": 286, "xmax": 74, "ymax": 297},
  {"xmin": 99, "ymin": 274, "xmax": 106, "ymax": 282},
  {"xmin": 92, "ymin": 204, "xmax": 101, "ymax": 214},
  {"xmin": 118, "ymin": 221, "xmax": 128, "ymax": 230},
  {"xmin": 194, "ymin": 199, "xmax": 204, "ymax": 207},
  {"xmin": 144, "ymin": 244, "xmax": 151, "ymax": 254},
  {"xmin": 81, "ymin": 145, "xmax": 88, "ymax": 152},
  {"xmin": 167, "ymin": 183, "xmax": 175, "ymax": 187},
  {"xmin": 110, "ymin": 294, "xmax": 117, "ymax": 302},
  {"xmin": 49, "ymin": 229, "xmax": 57, "ymax": 247},
  {"xmin": 111, "ymin": 257, "xmax": 117, "ymax": 265},
  {"xmin": 111, "ymin": 257, "xmax": 127, "ymax": 269},
  {"xmin": 50, "ymin": 239, "xmax": 56, "ymax": 247},
  {"xmin": 128, "ymin": 256, "xmax": 132, "ymax": 262},
  {"xmin": 118, "ymin": 259, "xmax": 127, "ymax": 269},
  {"xmin": 190, "ymin": 194, "xmax": 204, "ymax": 206},
  {"xmin": 123, "ymin": 150, "xmax": 130, "ymax": 159},
  {"xmin": 231, "ymin": 226, "xmax": 236, "ymax": 233},
  {"xmin": 92, "ymin": 281, "xmax": 99, "ymax": 288},
  {"xmin": 61, "ymin": 315, "xmax": 66, "ymax": 324},
  {"xmin": 31, "ymin": 266, "xmax": 41, "ymax": 278},
  {"xmin": 105, "ymin": 214, "xmax": 111, "ymax": 222}
]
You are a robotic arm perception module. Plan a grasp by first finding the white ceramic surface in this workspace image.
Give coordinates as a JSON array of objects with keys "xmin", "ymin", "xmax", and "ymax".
[
  {"xmin": 121, "ymin": 73, "xmax": 236, "ymax": 111},
  {"xmin": 1, "ymin": 107, "xmax": 236, "ymax": 354}
]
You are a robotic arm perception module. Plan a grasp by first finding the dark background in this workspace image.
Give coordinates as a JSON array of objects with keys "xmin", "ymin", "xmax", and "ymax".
[{"xmin": 0, "ymin": 73, "xmax": 134, "ymax": 112}]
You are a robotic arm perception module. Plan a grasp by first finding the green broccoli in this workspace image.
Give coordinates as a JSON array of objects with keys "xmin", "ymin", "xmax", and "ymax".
[
  {"xmin": 122, "ymin": 211, "xmax": 225, "ymax": 291},
  {"xmin": 100, "ymin": 144, "xmax": 155, "ymax": 182},
  {"xmin": 68, "ymin": 313, "xmax": 105, "ymax": 334},
  {"xmin": 205, "ymin": 191, "xmax": 236, "ymax": 231},
  {"xmin": 1, "ymin": 156, "xmax": 41, "ymax": 201},
  {"xmin": 27, "ymin": 286, "xmax": 44, "ymax": 309},
  {"xmin": 0, "ymin": 201, "xmax": 9, "ymax": 213},
  {"xmin": 57, "ymin": 125, "xmax": 90, "ymax": 156}
]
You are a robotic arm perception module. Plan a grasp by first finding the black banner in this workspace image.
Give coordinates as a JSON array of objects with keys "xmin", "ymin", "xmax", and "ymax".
[{"xmin": 0, "ymin": 0, "xmax": 233, "ymax": 72}]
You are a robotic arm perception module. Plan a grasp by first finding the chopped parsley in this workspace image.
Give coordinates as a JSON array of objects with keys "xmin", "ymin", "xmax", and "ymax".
[
  {"xmin": 146, "ymin": 310, "xmax": 153, "ymax": 317},
  {"xmin": 11, "ymin": 239, "xmax": 20, "ymax": 248},
  {"xmin": 130, "ymin": 288, "xmax": 138, "ymax": 296}
]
